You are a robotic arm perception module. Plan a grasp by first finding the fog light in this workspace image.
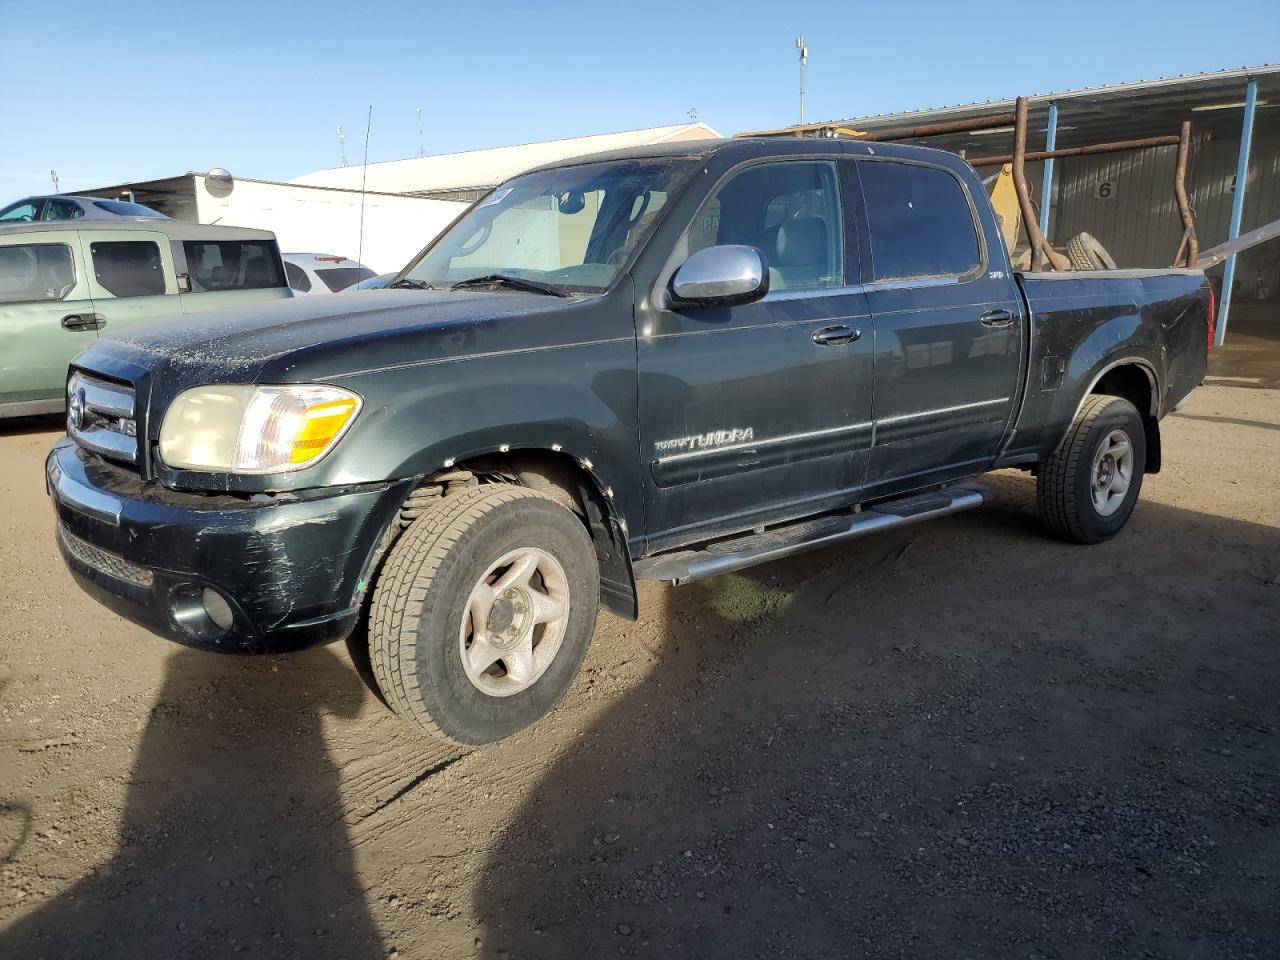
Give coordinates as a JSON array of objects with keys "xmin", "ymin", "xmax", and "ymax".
[{"xmin": 201, "ymin": 588, "xmax": 235, "ymax": 631}]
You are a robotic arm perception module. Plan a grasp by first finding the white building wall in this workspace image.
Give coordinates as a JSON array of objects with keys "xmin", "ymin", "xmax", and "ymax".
[{"xmin": 192, "ymin": 178, "xmax": 467, "ymax": 274}]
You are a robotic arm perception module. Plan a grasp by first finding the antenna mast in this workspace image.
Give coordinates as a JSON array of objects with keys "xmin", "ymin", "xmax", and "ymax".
[
  {"xmin": 357, "ymin": 106, "xmax": 372, "ymax": 269},
  {"xmin": 337, "ymin": 123, "xmax": 348, "ymax": 167},
  {"xmin": 795, "ymin": 36, "xmax": 809, "ymax": 124},
  {"xmin": 417, "ymin": 107, "xmax": 425, "ymax": 157}
]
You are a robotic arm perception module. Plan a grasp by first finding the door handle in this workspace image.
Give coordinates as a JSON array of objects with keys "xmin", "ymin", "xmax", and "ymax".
[
  {"xmin": 811, "ymin": 324, "xmax": 861, "ymax": 346},
  {"xmin": 61, "ymin": 314, "xmax": 107, "ymax": 331},
  {"xmin": 979, "ymin": 309, "xmax": 1014, "ymax": 327}
]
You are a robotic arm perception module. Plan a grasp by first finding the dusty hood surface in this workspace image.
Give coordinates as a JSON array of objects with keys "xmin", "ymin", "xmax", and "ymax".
[{"xmin": 100, "ymin": 288, "xmax": 574, "ymax": 368}]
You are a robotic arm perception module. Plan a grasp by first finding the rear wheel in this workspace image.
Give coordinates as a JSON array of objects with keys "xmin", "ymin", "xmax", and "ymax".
[
  {"xmin": 1037, "ymin": 394, "xmax": 1146, "ymax": 544},
  {"xmin": 367, "ymin": 485, "xmax": 599, "ymax": 744}
]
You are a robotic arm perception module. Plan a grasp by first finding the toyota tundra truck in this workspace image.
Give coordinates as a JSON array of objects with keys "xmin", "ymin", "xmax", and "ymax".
[{"xmin": 46, "ymin": 137, "xmax": 1212, "ymax": 744}]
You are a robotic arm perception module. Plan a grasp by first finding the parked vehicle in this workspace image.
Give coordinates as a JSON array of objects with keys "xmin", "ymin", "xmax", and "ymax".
[
  {"xmin": 0, "ymin": 195, "xmax": 167, "ymax": 223},
  {"xmin": 1, "ymin": 220, "xmax": 290, "ymax": 417},
  {"xmin": 282, "ymin": 253, "xmax": 377, "ymax": 295},
  {"xmin": 46, "ymin": 138, "xmax": 1211, "ymax": 745}
]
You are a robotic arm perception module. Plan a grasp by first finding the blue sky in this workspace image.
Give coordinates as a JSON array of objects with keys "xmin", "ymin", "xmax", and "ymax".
[{"xmin": 1, "ymin": 0, "xmax": 1276, "ymax": 202}]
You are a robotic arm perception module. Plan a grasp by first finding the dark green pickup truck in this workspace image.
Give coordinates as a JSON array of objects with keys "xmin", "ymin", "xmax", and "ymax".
[{"xmin": 46, "ymin": 137, "xmax": 1211, "ymax": 744}]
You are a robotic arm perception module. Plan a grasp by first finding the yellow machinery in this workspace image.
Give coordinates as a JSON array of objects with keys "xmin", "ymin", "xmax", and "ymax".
[{"xmin": 988, "ymin": 164, "xmax": 1022, "ymax": 258}]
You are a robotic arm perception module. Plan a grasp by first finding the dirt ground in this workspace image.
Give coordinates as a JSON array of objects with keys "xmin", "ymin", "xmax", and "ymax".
[{"xmin": 1, "ymin": 382, "xmax": 1277, "ymax": 960}]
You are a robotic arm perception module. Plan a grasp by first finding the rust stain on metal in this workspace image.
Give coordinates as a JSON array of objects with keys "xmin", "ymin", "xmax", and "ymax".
[
  {"xmin": 1172, "ymin": 121, "xmax": 1198, "ymax": 268},
  {"xmin": 968, "ymin": 134, "xmax": 1183, "ymax": 168}
]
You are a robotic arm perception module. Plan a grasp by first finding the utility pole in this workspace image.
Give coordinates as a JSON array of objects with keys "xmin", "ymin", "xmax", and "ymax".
[{"xmin": 796, "ymin": 35, "xmax": 808, "ymax": 124}]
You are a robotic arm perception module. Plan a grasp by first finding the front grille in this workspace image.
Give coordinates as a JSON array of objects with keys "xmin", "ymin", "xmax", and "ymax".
[
  {"xmin": 57, "ymin": 523, "xmax": 154, "ymax": 588},
  {"xmin": 67, "ymin": 371, "xmax": 138, "ymax": 464}
]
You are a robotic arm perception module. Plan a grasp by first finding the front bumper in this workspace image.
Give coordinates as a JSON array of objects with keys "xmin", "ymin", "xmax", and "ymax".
[{"xmin": 46, "ymin": 439, "xmax": 413, "ymax": 653}]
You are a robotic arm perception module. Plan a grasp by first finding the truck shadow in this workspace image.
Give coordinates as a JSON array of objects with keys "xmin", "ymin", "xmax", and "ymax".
[
  {"xmin": 473, "ymin": 471, "xmax": 1280, "ymax": 958},
  {"xmin": 0, "ymin": 647, "xmax": 383, "ymax": 959},
  {"xmin": 0, "ymin": 414, "xmax": 63, "ymax": 438}
]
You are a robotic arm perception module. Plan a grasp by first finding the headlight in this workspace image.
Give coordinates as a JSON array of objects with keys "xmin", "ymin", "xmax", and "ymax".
[{"xmin": 158, "ymin": 384, "xmax": 362, "ymax": 473}]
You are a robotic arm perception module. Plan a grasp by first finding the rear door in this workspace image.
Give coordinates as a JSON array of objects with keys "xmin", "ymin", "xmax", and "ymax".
[
  {"xmin": 637, "ymin": 157, "xmax": 875, "ymax": 551},
  {"xmin": 78, "ymin": 229, "xmax": 182, "ymax": 334},
  {"xmin": 0, "ymin": 231, "xmax": 100, "ymax": 408},
  {"xmin": 856, "ymin": 158, "xmax": 1024, "ymax": 495}
]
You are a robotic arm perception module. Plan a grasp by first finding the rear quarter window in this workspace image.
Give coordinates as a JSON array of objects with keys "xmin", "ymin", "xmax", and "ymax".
[
  {"xmin": 184, "ymin": 240, "xmax": 286, "ymax": 291},
  {"xmin": 284, "ymin": 261, "xmax": 312, "ymax": 292},
  {"xmin": 317, "ymin": 266, "xmax": 376, "ymax": 292},
  {"xmin": 90, "ymin": 240, "xmax": 166, "ymax": 297},
  {"xmin": 0, "ymin": 243, "xmax": 77, "ymax": 303},
  {"xmin": 861, "ymin": 161, "xmax": 981, "ymax": 281}
]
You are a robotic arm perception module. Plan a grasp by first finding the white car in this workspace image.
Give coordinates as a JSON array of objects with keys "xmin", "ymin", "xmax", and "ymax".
[{"xmin": 281, "ymin": 252, "xmax": 377, "ymax": 295}]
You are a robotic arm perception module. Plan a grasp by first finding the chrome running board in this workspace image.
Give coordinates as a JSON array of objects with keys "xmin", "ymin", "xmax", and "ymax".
[{"xmin": 634, "ymin": 485, "xmax": 985, "ymax": 586}]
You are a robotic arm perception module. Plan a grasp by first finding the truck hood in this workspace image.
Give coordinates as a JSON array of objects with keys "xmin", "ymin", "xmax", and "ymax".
[{"xmin": 81, "ymin": 288, "xmax": 584, "ymax": 390}]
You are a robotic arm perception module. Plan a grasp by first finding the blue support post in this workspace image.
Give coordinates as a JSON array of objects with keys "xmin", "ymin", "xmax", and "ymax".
[
  {"xmin": 1218, "ymin": 79, "xmax": 1258, "ymax": 345},
  {"xmin": 1038, "ymin": 102, "xmax": 1058, "ymax": 257}
]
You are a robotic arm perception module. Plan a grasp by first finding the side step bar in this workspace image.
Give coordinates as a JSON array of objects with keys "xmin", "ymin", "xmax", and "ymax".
[{"xmin": 634, "ymin": 485, "xmax": 985, "ymax": 586}]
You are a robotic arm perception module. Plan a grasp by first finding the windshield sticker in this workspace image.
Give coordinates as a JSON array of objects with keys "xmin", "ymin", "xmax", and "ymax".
[
  {"xmin": 655, "ymin": 427, "xmax": 754, "ymax": 456},
  {"xmin": 478, "ymin": 187, "xmax": 514, "ymax": 208}
]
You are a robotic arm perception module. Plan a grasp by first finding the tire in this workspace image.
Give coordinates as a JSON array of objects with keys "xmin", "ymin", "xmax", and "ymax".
[
  {"xmin": 1037, "ymin": 395, "xmax": 1146, "ymax": 544},
  {"xmin": 367, "ymin": 485, "xmax": 599, "ymax": 745},
  {"xmin": 1066, "ymin": 232, "xmax": 1118, "ymax": 271}
]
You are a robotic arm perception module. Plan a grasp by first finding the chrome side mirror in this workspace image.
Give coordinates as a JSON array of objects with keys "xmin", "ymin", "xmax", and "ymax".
[
  {"xmin": 670, "ymin": 245, "xmax": 769, "ymax": 308},
  {"xmin": 176, "ymin": 273, "xmax": 192, "ymax": 293}
]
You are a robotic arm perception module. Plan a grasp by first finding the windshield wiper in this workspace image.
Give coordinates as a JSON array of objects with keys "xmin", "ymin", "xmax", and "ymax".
[
  {"xmin": 451, "ymin": 274, "xmax": 568, "ymax": 297},
  {"xmin": 389, "ymin": 277, "xmax": 434, "ymax": 290}
]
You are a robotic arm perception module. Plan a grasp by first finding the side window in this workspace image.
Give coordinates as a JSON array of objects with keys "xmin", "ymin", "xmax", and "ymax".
[
  {"xmin": 688, "ymin": 161, "xmax": 844, "ymax": 293},
  {"xmin": 860, "ymin": 161, "xmax": 981, "ymax": 280},
  {"xmin": 284, "ymin": 261, "xmax": 312, "ymax": 292},
  {"xmin": 43, "ymin": 199, "xmax": 85, "ymax": 221},
  {"xmin": 89, "ymin": 240, "xmax": 166, "ymax": 297},
  {"xmin": 0, "ymin": 201, "xmax": 40, "ymax": 223},
  {"xmin": 0, "ymin": 244, "xmax": 77, "ymax": 303},
  {"xmin": 183, "ymin": 240, "xmax": 286, "ymax": 292}
]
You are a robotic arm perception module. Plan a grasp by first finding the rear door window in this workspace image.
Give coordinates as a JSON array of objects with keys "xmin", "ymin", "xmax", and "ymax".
[
  {"xmin": 0, "ymin": 243, "xmax": 77, "ymax": 303},
  {"xmin": 89, "ymin": 240, "xmax": 166, "ymax": 297},
  {"xmin": 43, "ymin": 199, "xmax": 85, "ymax": 221},
  {"xmin": 859, "ymin": 161, "xmax": 981, "ymax": 280},
  {"xmin": 183, "ymin": 240, "xmax": 286, "ymax": 291}
]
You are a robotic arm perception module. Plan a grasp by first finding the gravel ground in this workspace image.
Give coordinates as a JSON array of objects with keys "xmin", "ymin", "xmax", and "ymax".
[{"xmin": 1, "ymin": 383, "xmax": 1277, "ymax": 960}]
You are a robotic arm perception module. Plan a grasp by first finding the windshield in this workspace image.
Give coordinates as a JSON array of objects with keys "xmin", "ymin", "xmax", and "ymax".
[{"xmin": 401, "ymin": 158, "xmax": 695, "ymax": 294}]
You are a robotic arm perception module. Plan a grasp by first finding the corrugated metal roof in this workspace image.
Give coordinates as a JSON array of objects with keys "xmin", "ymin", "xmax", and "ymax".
[
  {"xmin": 290, "ymin": 122, "xmax": 724, "ymax": 194},
  {"xmin": 833, "ymin": 65, "xmax": 1280, "ymax": 128},
  {"xmin": 809, "ymin": 65, "xmax": 1280, "ymax": 155}
]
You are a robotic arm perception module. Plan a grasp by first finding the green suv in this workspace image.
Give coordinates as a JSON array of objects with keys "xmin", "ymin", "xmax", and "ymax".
[{"xmin": 0, "ymin": 220, "xmax": 291, "ymax": 417}]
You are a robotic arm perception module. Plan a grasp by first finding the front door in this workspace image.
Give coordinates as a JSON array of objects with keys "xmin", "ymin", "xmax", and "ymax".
[
  {"xmin": 637, "ymin": 159, "xmax": 874, "ymax": 552},
  {"xmin": 0, "ymin": 230, "xmax": 100, "ymax": 408},
  {"xmin": 78, "ymin": 229, "xmax": 182, "ymax": 336},
  {"xmin": 856, "ymin": 158, "xmax": 1024, "ymax": 495}
]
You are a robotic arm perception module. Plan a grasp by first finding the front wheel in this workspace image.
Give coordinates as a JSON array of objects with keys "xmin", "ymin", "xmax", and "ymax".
[
  {"xmin": 1037, "ymin": 394, "xmax": 1146, "ymax": 544},
  {"xmin": 367, "ymin": 485, "xmax": 600, "ymax": 745}
]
